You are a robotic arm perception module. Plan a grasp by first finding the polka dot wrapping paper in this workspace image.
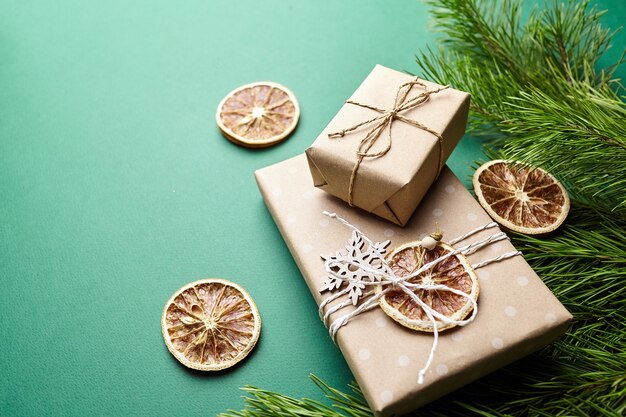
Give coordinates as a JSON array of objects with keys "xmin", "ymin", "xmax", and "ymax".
[
  {"xmin": 255, "ymin": 154, "xmax": 572, "ymax": 417},
  {"xmin": 305, "ymin": 64, "xmax": 470, "ymax": 226}
]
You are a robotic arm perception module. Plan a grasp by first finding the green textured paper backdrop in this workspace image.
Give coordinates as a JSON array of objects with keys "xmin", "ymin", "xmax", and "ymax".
[{"xmin": 1, "ymin": 1, "xmax": 624, "ymax": 416}]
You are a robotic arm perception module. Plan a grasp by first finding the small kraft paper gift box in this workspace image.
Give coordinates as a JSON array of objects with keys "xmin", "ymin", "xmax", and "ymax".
[
  {"xmin": 306, "ymin": 64, "xmax": 470, "ymax": 226},
  {"xmin": 255, "ymin": 154, "xmax": 572, "ymax": 417}
]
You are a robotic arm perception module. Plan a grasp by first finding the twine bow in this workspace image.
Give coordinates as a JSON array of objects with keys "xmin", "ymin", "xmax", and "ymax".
[
  {"xmin": 319, "ymin": 212, "xmax": 521, "ymax": 384},
  {"xmin": 328, "ymin": 78, "xmax": 449, "ymax": 206}
]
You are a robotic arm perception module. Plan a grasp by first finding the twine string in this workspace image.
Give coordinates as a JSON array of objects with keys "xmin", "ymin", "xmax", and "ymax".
[
  {"xmin": 319, "ymin": 211, "xmax": 521, "ymax": 384},
  {"xmin": 327, "ymin": 79, "xmax": 449, "ymax": 206}
]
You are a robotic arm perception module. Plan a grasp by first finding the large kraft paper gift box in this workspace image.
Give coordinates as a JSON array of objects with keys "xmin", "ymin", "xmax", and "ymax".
[
  {"xmin": 306, "ymin": 64, "xmax": 470, "ymax": 226},
  {"xmin": 255, "ymin": 154, "xmax": 571, "ymax": 417}
]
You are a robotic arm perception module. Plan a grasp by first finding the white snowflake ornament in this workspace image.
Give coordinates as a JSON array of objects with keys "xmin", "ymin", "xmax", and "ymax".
[{"xmin": 320, "ymin": 230, "xmax": 391, "ymax": 305}]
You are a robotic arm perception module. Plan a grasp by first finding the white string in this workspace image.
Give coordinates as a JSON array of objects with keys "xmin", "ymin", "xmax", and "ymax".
[
  {"xmin": 448, "ymin": 221, "xmax": 499, "ymax": 245},
  {"xmin": 472, "ymin": 250, "xmax": 522, "ymax": 269},
  {"xmin": 319, "ymin": 212, "xmax": 521, "ymax": 385}
]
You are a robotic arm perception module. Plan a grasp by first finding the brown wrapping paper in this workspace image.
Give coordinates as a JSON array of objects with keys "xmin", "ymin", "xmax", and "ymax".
[
  {"xmin": 256, "ymin": 154, "xmax": 572, "ymax": 417},
  {"xmin": 305, "ymin": 65, "xmax": 470, "ymax": 226}
]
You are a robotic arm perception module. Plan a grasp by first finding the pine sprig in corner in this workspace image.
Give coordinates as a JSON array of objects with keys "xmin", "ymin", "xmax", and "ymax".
[
  {"xmin": 218, "ymin": 375, "xmax": 372, "ymax": 417},
  {"xmin": 417, "ymin": 0, "xmax": 626, "ymax": 214}
]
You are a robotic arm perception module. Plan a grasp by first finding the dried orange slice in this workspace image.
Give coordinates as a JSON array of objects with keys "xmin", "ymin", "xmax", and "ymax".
[
  {"xmin": 161, "ymin": 279, "xmax": 261, "ymax": 371},
  {"xmin": 377, "ymin": 241, "xmax": 478, "ymax": 332},
  {"xmin": 216, "ymin": 82, "xmax": 300, "ymax": 148},
  {"xmin": 473, "ymin": 160, "xmax": 570, "ymax": 235}
]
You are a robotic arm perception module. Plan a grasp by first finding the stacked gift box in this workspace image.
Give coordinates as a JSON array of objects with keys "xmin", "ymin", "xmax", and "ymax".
[{"xmin": 255, "ymin": 65, "xmax": 571, "ymax": 416}]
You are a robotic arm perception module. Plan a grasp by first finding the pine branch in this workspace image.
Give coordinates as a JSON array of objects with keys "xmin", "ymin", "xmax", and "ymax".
[
  {"xmin": 418, "ymin": 0, "xmax": 626, "ymax": 213},
  {"xmin": 218, "ymin": 375, "xmax": 372, "ymax": 417},
  {"xmin": 499, "ymin": 82, "xmax": 626, "ymax": 211}
]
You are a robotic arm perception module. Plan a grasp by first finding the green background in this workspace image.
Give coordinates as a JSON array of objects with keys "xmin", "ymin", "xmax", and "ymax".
[{"xmin": 1, "ymin": 1, "xmax": 624, "ymax": 415}]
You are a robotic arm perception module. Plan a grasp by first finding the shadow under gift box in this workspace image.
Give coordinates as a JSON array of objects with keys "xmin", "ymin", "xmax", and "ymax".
[
  {"xmin": 306, "ymin": 64, "xmax": 470, "ymax": 226},
  {"xmin": 255, "ymin": 154, "xmax": 572, "ymax": 417}
]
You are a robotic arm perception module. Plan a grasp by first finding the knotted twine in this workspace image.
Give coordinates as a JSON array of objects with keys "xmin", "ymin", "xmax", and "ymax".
[
  {"xmin": 319, "ymin": 212, "xmax": 521, "ymax": 384},
  {"xmin": 328, "ymin": 78, "xmax": 449, "ymax": 206}
]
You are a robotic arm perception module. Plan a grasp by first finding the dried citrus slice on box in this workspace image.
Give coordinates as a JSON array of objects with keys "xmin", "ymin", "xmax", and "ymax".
[
  {"xmin": 215, "ymin": 81, "xmax": 300, "ymax": 148},
  {"xmin": 473, "ymin": 160, "xmax": 570, "ymax": 235},
  {"xmin": 161, "ymin": 279, "xmax": 261, "ymax": 371},
  {"xmin": 377, "ymin": 241, "xmax": 479, "ymax": 332}
]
